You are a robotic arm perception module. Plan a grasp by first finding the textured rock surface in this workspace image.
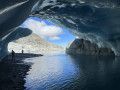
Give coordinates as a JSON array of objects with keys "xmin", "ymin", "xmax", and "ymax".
[
  {"xmin": 8, "ymin": 33, "xmax": 65, "ymax": 54},
  {"xmin": 66, "ymin": 39, "xmax": 115, "ymax": 56},
  {"xmin": 0, "ymin": 57, "xmax": 30, "ymax": 90}
]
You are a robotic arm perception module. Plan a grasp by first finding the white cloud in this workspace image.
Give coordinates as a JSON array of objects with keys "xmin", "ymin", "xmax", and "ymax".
[
  {"xmin": 23, "ymin": 18, "xmax": 63, "ymax": 40},
  {"xmin": 49, "ymin": 36, "xmax": 61, "ymax": 40}
]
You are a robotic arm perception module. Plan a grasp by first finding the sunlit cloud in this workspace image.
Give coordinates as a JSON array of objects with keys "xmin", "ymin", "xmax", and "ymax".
[
  {"xmin": 49, "ymin": 36, "xmax": 61, "ymax": 40},
  {"xmin": 22, "ymin": 18, "xmax": 63, "ymax": 40}
]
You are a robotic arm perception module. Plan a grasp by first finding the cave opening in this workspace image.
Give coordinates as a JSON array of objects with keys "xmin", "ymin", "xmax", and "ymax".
[
  {"xmin": 8, "ymin": 17, "xmax": 76, "ymax": 54},
  {"xmin": 1, "ymin": 0, "xmax": 120, "ymax": 90},
  {"xmin": 21, "ymin": 17, "xmax": 76, "ymax": 47}
]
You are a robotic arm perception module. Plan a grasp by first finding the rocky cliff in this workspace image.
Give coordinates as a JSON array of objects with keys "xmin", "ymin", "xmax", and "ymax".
[
  {"xmin": 8, "ymin": 33, "xmax": 65, "ymax": 54},
  {"xmin": 66, "ymin": 39, "xmax": 115, "ymax": 56}
]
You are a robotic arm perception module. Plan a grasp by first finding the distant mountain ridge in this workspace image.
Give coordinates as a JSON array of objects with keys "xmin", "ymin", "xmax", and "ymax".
[{"xmin": 8, "ymin": 33, "xmax": 65, "ymax": 54}]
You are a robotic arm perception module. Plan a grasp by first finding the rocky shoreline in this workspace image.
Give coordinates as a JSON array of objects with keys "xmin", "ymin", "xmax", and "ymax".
[{"xmin": 0, "ymin": 53, "xmax": 43, "ymax": 90}]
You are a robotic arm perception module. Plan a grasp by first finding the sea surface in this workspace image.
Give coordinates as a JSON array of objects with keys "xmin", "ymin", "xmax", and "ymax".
[{"xmin": 25, "ymin": 52, "xmax": 120, "ymax": 90}]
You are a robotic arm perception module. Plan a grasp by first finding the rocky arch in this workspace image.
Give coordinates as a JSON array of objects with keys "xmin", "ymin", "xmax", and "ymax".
[{"xmin": 0, "ymin": 0, "xmax": 120, "ymax": 60}]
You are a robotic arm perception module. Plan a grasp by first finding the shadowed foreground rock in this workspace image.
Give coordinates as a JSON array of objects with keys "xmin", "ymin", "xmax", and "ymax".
[
  {"xmin": 0, "ymin": 60, "xmax": 30, "ymax": 90},
  {"xmin": 66, "ymin": 39, "xmax": 115, "ymax": 56},
  {"xmin": 0, "ymin": 53, "xmax": 43, "ymax": 90}
]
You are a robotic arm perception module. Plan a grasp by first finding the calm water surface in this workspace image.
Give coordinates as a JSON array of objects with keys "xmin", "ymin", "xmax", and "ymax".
[{"xmin": 25, "ymin": 52, "xmax": 120, "ymax": 90}]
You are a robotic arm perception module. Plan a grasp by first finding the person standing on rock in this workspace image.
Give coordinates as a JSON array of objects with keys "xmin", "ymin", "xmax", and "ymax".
[
  {"xmin": 22, "ymin": 50, "xmax": 24, "ymax": 54},
  {"xmin": 12, "ymin": 50, "xmax": 15, "ymax": 61}
]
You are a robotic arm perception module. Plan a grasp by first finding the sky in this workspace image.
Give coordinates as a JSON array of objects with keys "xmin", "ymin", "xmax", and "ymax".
[{"xmin": 21, "ymin": 17, "xmax": 76, "ymax": 47}]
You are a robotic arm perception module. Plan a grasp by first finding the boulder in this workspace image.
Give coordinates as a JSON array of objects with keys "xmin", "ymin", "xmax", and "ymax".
[{"xmin": 66, "ymin": 39, "xmax": 115, "ymax": 56}]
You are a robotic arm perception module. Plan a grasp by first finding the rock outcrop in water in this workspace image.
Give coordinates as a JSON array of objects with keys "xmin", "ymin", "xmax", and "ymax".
[
  {"xmin": 66, "ymin": 39, "xmax": 115, "ymax": 56},
  {"xmin": 8, "ymin": 33, "xmax": 65, "ymax": 54}
]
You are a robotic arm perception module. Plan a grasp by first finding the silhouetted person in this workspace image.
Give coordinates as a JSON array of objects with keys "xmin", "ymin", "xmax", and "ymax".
[
  {"xmin": 12, "ymin": 50, "xmax": 15, "ymax": 61},
  {"xmin": 95, "ymin": 50, "xmax": 97, "ymax": 53},
  {"xmin": 22, "ymin": 50, "xmax": 24, "ymax": 54},
  {"xmin": 81, "ymin": 39, "xmax": 84, "ymax": 49},
  {"xmin": 99, "ymin": 50, "xmax": 101, "ymax": 55}
]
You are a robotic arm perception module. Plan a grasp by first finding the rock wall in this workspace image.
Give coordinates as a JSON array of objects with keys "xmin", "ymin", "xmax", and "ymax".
[{"xmin": 66, "ymin": 39, "xmax": 115, "ymax": 56}]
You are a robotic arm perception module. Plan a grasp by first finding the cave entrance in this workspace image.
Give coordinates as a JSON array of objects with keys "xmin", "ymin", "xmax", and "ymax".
[
  {"xmin": 21, "ymin": 17, "xmax": 76, "ymax": 47},
  {"xmin": 8, "ymin": 17, "xmax": 76, "ymax": 54}
]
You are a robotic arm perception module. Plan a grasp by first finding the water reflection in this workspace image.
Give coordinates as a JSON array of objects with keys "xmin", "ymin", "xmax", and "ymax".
[
  {"xmin": 25, "ymin": 53, "xmax": 120, "ymax": 90},
  {"xmin": 69, "ymin": 55, "xmax": 120, "ymax": 90}
]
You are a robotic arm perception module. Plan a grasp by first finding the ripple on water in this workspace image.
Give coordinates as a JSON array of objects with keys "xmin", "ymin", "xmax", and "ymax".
[{"xmin": 25, "ymin": 53, "xmax": 120, "ymax": 90}]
